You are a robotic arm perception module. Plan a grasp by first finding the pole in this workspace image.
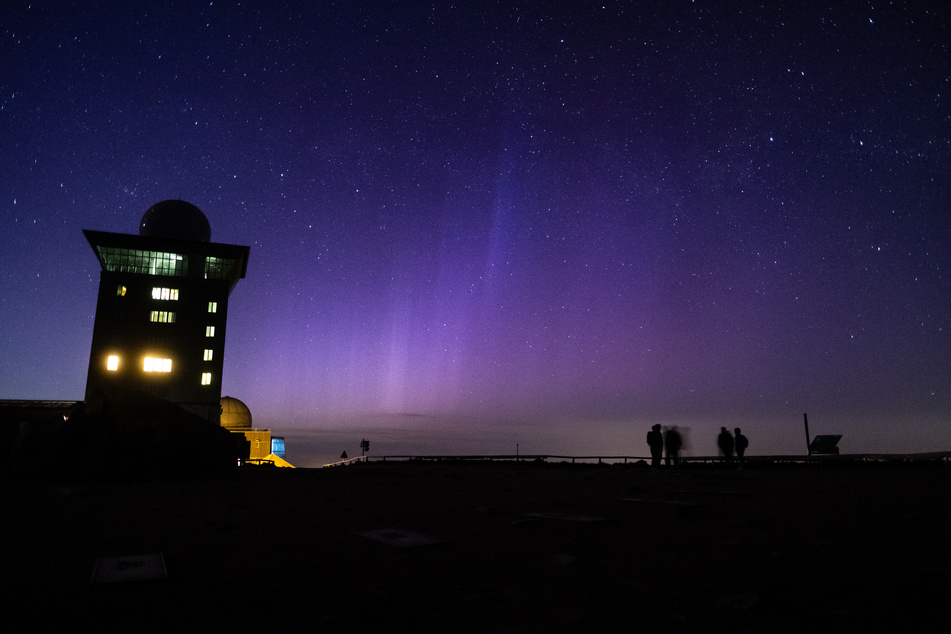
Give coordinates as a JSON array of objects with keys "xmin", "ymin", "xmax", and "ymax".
[{"xmin": 803, "ymin": 413, "xmax": 811, "ymax": 455}]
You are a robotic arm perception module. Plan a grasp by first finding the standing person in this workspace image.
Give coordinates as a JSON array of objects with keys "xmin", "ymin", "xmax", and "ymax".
[
  {"xmin": 647, "ymin": 424, "xmax": 664, "ymax": 467},
  {"xmin": 734, "ymin": 428, "xmax": 748, "ymax": 468},
  {"xmin": 664, "ymin": 425, "xmax": 683, "ymax": 467},
  {"xmin": 717, "ymin": 426, "xmax": 735, "ymax": 463}
]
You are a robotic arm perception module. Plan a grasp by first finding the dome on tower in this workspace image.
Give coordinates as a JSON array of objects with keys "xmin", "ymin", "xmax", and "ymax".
[
  {"xmin": 220, "ymin": 396, "xmax": 252, "ymax": 430},
  {"xmin": 139, "ymin": 200, "xmax": 211, "ymax": 242}
]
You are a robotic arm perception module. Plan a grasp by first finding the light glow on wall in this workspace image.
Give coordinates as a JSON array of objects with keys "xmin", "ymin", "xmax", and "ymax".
[{"xmin": 106, "ymin": 355, "xmax": 119, "ymax": 371}]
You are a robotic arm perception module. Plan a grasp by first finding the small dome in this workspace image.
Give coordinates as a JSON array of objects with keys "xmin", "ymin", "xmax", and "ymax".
[
  {"xmin": 220, "ymin": 396, "xmax": 252, "ymax": 430},
  {"xmin": 139, "ymin": 200, "xmax": 211, "ymax": 242}
]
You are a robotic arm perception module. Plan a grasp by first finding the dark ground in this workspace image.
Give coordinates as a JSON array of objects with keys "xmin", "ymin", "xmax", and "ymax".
[{"xmin": 3, "ymin": 460, "xmax": 949, "ymax": 633}]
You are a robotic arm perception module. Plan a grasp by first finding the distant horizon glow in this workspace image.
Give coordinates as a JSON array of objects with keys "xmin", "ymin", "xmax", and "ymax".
[{"xmin": 1, "ymin": 2, "xmax": 948, "ymax": 458}]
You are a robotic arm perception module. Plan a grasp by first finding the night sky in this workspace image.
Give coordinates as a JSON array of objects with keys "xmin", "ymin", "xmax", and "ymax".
[{"xmin": 2, "ymin": 1, "xmax": 948, "ymax": 462}]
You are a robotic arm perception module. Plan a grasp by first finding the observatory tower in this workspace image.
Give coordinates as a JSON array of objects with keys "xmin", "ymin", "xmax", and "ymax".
[{"xmin": 83, "ymin": 200, "xmax": 250, "ymax": 424}]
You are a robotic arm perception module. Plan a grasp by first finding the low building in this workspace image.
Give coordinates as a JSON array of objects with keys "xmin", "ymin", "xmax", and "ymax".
[{"xmin": 220, "ymin": 396, "xmax": 292, "ymax": 467}]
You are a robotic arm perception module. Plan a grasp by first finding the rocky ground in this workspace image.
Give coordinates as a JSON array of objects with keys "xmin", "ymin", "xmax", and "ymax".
[{"xmin": 3, "ymin": 460, "xmax": 949, "ymax": 632}]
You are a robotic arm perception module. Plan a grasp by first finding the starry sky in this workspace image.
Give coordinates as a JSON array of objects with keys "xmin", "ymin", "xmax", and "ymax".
[{"xmin": 2, "ymin": 1, "xmax": 948, "ymax": 461}]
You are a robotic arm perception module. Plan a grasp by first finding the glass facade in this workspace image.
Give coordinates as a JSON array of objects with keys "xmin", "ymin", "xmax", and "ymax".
[
  {"xmin": 97, "ymin": 247, "xmax": 187, "ymax": 276},
  {"xmin": 95, "ymin": 247, "xmax": 241, "ymax": 281}
]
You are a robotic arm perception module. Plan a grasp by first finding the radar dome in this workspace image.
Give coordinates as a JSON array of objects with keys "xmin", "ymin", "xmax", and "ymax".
[
  {"xmin": 220, "ymin": 396, "xmax": 252, "ymax": 430},
  {"xmin": 139, "ymin": 200, "xmax": 211, "ymax": 242}
]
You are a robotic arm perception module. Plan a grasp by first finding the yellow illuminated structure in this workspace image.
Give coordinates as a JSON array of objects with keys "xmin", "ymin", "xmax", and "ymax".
[
  {"xmin": 84, "ymin": 200, "xmax": 250, "ymax": 425},
  {"xmin": 220, "ymin": 396, "xmax": 292, "ymax": 466}
]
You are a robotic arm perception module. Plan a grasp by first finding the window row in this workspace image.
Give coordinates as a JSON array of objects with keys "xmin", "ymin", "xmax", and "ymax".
[
  {"xmin": 152, "ymin": 287, "xmax": 179, "ymax": 300},
  {"xmin": 148, "ymin": 315, "xmax": 220, "ymax": 330},
  {"xmin": 143, "ymin": 357, "xmax": 172, "ymax": 373},
  {"xmin": 105, "ymin": 354, "xmax": 215, "ymax": 384},
  {"xmin": 107, "ymin": 351, "xmax": 215, "ymax": 366},
  {"xmin": 116, "ymin": 285, "xmax": 219, "ymax": 315}
]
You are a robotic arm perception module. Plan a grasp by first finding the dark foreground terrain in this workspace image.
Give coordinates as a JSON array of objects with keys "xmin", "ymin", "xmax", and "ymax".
[{"xmin": 3, "ymin": 460, "xmax": 949, "ymax": 633}]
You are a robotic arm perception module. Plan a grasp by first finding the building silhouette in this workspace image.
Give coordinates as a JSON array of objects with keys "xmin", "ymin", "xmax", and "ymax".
[{"xmin": 83, "ymin": 200, "xmax": 250, "ymax": 425}]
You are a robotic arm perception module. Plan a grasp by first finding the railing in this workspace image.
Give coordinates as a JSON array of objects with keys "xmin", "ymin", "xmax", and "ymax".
[
  {"xmin": 368, "ymin": 454, "xmax": 638, "ymax": 464},
  {"xmin": 322, "ymin": 455, "xmax": 368, "ymax": 467},
  {"xmin": 324, "ymin": 452, "xmax": 950, "ymax": 466}
]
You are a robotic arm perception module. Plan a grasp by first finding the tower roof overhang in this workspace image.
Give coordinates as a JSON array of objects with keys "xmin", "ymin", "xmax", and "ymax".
[{"xmin": 83, "ymin": 229, "xmax": 250, "ymax": 293}]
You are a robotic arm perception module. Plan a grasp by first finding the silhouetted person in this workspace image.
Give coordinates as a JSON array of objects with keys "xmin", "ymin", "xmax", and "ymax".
[
  {"xmin": 734, "ymin": 428, "xmax": 748, "ymax": 468},
  {"xmin": 717, "ymin": 426, "xmax": 734, "ymax": 463},
  {"xmin": 664, "ymin": 425, "xmax": 683, "ymax": 466},
  {"xmin": 647, "ymin": 424, "xmax": 664, "ymax": 467}
]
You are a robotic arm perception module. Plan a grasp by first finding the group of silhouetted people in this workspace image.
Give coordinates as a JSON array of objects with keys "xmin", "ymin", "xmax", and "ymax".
[
  {"xmin": 646, "ymin": 424, "xmax": 684, "ymax": 467},
  {"xmin": 647, "ymin": 424, "xmax": 748, "ymax": 467},
  {"xmin": 717, "ymin": 426, "xmax": 748, "ymax": 467}
]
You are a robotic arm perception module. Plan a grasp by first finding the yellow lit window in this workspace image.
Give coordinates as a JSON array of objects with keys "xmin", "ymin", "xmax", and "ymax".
[
  {"xmin": 106, "ymin": 355, "xmax": 119, "ymax": 371},
  {"xmin": 152, "ymin": 287, "xmax": 179, "ymax": 301},
  {"xmin": 208, "ymin": 301, "xmax": 218, "ymax": 313},
  {"xmin": 143, "ymin": 357, "xmax": 172, "ymax": 373},
  {"xmin": 150, "ymin": 311, "xmax": 176, "ymax": 323},
  {"xmin": 206, "ymin": 326, "xmax": 215, "ymax": 337},
  {"xmin": 203, "ymin": 349, "xmax": 214, "ymax": 361},
  {"xmin": 201, "ymin": 372, "xmax": 212, "ymax": 385},
  {"xmin": 116, "ymin": 285, "xmax": 127, "ymax": 297}
]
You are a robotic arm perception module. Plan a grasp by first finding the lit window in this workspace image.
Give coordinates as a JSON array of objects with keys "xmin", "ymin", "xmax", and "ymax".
[
  {"xmin": 201, "ymin": 372, "xmax": 212, "ymax": 385},
  {"xmin": 116, "ymin": 285, "xmax": 127, "ymax": 297},
  {"xmin": 204, "ymin": 256, "xmax": 237, "ymax": 280},
  {"xmin": 206, "ymin": 326, "xmax": 215, "ymax": 337},
  {"xmin": 150, "ymin": 311, "xmax": 177, "ymax": 323},
  {"xmin": 107, "ymin": 355, "xmax": 119, "ymax": 371},
  {"xmin": 208, "ymin": 301, "xmax": 218, "ymax": 313},
  {"xmin": 203, "ymin": 349, "xmax": 214, "ymax": 361},
  {"xmin": 152, "ymin": 287, "xmax": 179, "ymax": 300},
  {"xmin": 143, "ymin": 357, "xmax": 172, "ymax": 373}
]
